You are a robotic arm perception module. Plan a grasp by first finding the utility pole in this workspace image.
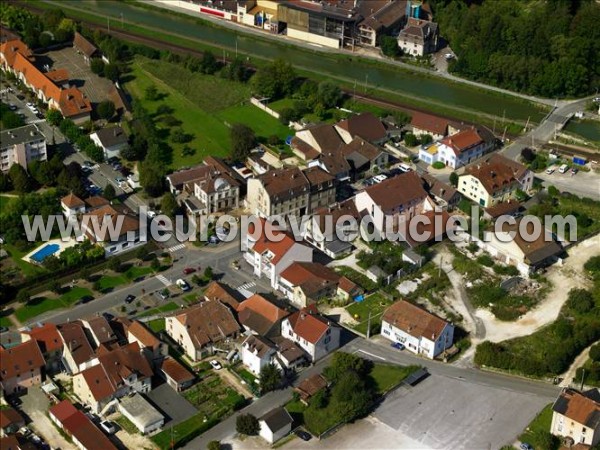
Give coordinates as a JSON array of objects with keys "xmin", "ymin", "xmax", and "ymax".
[
  {"xmin": 580, "ymin": 368, "xmax": 585, "ymax": 391},
  {"xmin": 524, "ymin": 116, "xmax": 530, "ymax": 132},
  {"xmin": 366, "ymin": 310, "xmax": 372, "ymax": 339},
  {"xmin": 492, "ymin": 117, "xmax": 496, "ymax": 134},
  {"xmin": 107, "ymin": 16, "xmax": 110, "ymax": 33},
  {"xmin": 502, "ymin": 126, "xmax": 507, "ymax": 143}
]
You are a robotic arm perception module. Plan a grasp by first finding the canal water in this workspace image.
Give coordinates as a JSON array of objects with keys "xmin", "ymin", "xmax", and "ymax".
[
  {"xmin": 564, "ymin": 119, "xmax": 600, "ymax": 144},
  {"xmin": 70, "ymin": 0, "xmax": 546, "ymax": 122}
]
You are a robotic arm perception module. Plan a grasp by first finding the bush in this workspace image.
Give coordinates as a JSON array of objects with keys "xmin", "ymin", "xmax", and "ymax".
[
  {"xmin": 432, "ymin": 161, "xmax": 446, "ymax": 169},
  {"xmin": 590, "ymin": 343, "xmax": 600, "ymax": 362},
  {"xmin": 90, "ymin": 58, "xmax": 105, "ymax": 75},
  {"xmin": 207, "ymin": 441, "xmax": 221, "ymax": 450},
  {"xmin": 404, "ymin": 133, "xmax": 418, "ymax": 147},
  {"xmin": 493, "ymin": 264, "xmax": 519, "ymax": 276},
  {"xmin": 236, "ymin": 414, "xmax": 259, "ymax": 436},
  {"xmin": 566, "ymin": 288, "xmax": 594, "ymax": 314},
  {"xmin": 477, "ymin": 254, "xmax": 494, "ymax": 267}
]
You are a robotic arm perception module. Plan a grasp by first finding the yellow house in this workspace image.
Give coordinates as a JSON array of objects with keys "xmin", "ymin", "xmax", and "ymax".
[
  {"xmin": 458, "ymin": 154, "xmax": 532, "ymax": 207},
  {"xmin": 550, "ymin": 388, "xmax": 600, "ymax": 447}
]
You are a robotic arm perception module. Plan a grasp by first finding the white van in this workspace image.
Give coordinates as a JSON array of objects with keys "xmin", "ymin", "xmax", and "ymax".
[
  {"xmin": 558, "ymin": 164, "xmax": 569, "ymax": 174},
  {"xmin": 398, "ymin": 163, "xmax": 412, "ymax": 173}
]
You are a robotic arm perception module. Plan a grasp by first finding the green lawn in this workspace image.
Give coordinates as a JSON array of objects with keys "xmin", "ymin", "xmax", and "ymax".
[
  {"xmin": 138, "ymin": 301, "xmax": 179, "ymax": 317},
  {"xmin": 114, "ymin": 415, "xmax": 139, "ymax": 435},
  {"xmin": 15, "ymin": 287, "xmax": 93, "ymax": 322},
  {"xmin": 146, "ymin": 318, "xmax": 165, "ymax": 333},
  {"xmin": 0, "ymin": 316, "xmax": 13, "ymax": 328},
  {"xmin": 267, "ymin": 98, "xmax": 295, "ymax": 113},
  {"xmin": 519, "ymin": 404, "xmax": 554, "ymax": 448},
  {"xmin": 3, "ymin": 243, "xmax": 46, "ymax": 279},
  {"xmin": 183, "ymin": 293, "xmax": 198, "ymax": 304},
  {"xmin": 370, "ymin": 364, "xmax": 419, "ymax": 394},
  {"xmin": 217, "ymin": 103, "xmax": 291, "ymax": 141},
  {"xmin": 346, "ymin": 293, "xmax": 394, "ymax": 335},
  {"xmin": 124, "ymin": 266, "xmax": 153, "ymax": 280},
  {"xmin": 96, "ymin": 274, "xmax": 127, "ymax": 291}
]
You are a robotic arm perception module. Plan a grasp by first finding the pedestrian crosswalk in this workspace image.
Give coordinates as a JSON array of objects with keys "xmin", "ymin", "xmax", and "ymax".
[
  {"xmin": 156, "ymin": 274, "xmax": 172, "ymax": 286},
  {"xmin": 167, "ymin": 243, "xmax": 186, "ymax": 253},
  {"xmin": 236, "ymin": 282, "xmax": 256, "ymax": 299}
]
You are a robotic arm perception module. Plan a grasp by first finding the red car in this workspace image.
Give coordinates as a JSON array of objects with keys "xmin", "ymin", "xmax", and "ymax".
[{"xmin": 183, "ymin": 267, "xmax": 196, "ymax": 275}]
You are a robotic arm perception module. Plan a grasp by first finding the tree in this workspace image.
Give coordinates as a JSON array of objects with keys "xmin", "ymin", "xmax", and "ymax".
[
  {"xmin": 171, "ymin": 128, "xmax": 192, "ymax": 144},
  {"xmin": 521, "ymin": 148, "xmax": 536, "ymax": 163},
  {"xmin": 404, "ymin": 133, "xmax": 419, "ymax": 147},
  {"xmin": 590, "ymin": 344, "xmax": 600, "ymax": 362},
  {"xmin": 566, "ymin": 288, "xmax": 594, "ymax": 314},
  {"xmin": 380, "ymin": 35, "xmax": 400, "ymax": 58},
  {"xmin": 151, "ymin": 256, "xmax": 161, "ymax": 271},
  {"xmin": 103, "ymin": 63, "xmax": 119, "ymax": 81},
  {"xmin": 16, "ymin": 289, "xmax": 30, "ymax": 304},
  {"xmin": 449, "ymin": 172, "xmax": 459, "ymax": 187},
  {"xmin": 230, "ymin": 123, "xmax": 256, "ymax": 161},
  {"xmin": 330, "ymin": 371, "xmax": 373, "ymax": 422},
  {"xmin": 203, "ymin": 266, "xmax": 213, "ymax": 281},
  {"xmin": 279, "ymin": 107, "xmax": 296, "ymax": 125},
  {"xmin": 108, "ymin": 256, "xmax": 122, "ymax": 272},
  {"xmin": 267, "ymin": 135, "xmax": 280, "ymax": 146},
  {"xmin": 145, "ymin": 85, "xmax": 160, "ymax": 101},
  {"xmin": 323, "ymin": 352, "xmax": 373, "ymax": 383},
  {"xmin": 9, "ymin": 164, "xmax": 33, "ymax": 193},
  {"xmin": 207, "ymin": 441, "xmax": 221, "ymax": 450},
  {"xmin": 0, "ymin": 172, "xmax": 13, "ymax": 192},
  {"xmin": 419, "ymin": 134, "xmax": 433, "ymax": 145},
  {"xmin": 201, "ymin": 50, "xmax": 219, "ymax": 74},
  {"xmin": 90, "ymin": 58, "xmax": 105, "ymax": 75},
  {"xmin": 391, "ymin": 110, "xmax": 411, "ymax": 127},
  {"xmin": 103, "ymin": 184, "xmax": 116, "ymax": 201},
  {"xmin": 259, "ymin": 363, "xmax": 281, "ymax": 394},
  {"xmin": 80, "ymin": 267, "xmax": 92, "ymax": 282},
  {"xmin": 49, "ymin": 280, "xmax": 62, "ymax": 294},
  {"xmin": 139, "ymin": 161, "xmax": 165, "ymax": 197},
  {"xmin": 136, "ymin": 245, "xmax": 150, "ymax": 261},
  {"xmin": 317, "ymin": 81, "xmax": 342, "ymax": 109},
  {"xmin": 39, "ymin": 32, "xmax": 52, "ymax": 48},
  {"xmin": 236, "ymin": 414, "xmax": 259, "ymax": 436},
  {"xmin": 97, "ymin": 100, "xmax": 115, "ymax": 120},
  {"xmin": 532, "ymin": 431, "xmax": 559, "ymax": 450},
  {"xmin": 46, "ymin": 108, "xmax": 63, "ymax": 126},
  {"xmin": 161, "ymin": 192, "xmax": 178, "ymax": 218}
]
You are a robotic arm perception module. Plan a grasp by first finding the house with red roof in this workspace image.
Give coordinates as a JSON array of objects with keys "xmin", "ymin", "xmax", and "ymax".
[
  {"xmin": 244, "ymin": 219, "xmax": 313, "ymax": 289},
  {"xmin": 236, "ymin": 294, "xmax": 289, "ymax": 336},
  {"xmin": 21, "ymin": 323, "xmax": 63, "ymax": 374},
  {"xmin": 0, "ymin": 340, "xmax": 45, "ymax": 396},
  {"xmin": 281, "ymin": 305, "xmax": 340, "ymax": 361},
  {"xmin": 381, "ymin": 300, "xmax": 454, "ymax": 359},
  {"xmin": 419, "ymin": 127, "xmax": 493, "ymax": 169},
  {"xmin": 49, "ymin": 400, "xmax": 118, "ymax": 450}
]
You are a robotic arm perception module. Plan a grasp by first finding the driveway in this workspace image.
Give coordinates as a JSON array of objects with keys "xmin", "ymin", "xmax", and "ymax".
[
  {"xmin": 20, "ymin": 386, "xmax": 76, "ymax": 450},
  {"xmin": 146, "ymin": 383, "xmax": 197, "ymax": 427}
]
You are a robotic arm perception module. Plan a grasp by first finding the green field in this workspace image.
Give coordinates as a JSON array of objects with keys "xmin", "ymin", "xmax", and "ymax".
[
  {"xmin": 370, "ymin": 364, "xmax": 419, "ymax": 394},
  {"xmin": 15, "ymin": 287, "xmax": 93, "ymax": 322},
  {"xmin": 124, "ymin": 57, "xmax": 291, "ymax": 169},
  {"xmin": 124, "ymin": 265, "xmax": 154, "ymax": 280},
  {"xmin": 518, "ymin": 404, "xmax": 554, "ymax": 449},
  {"xmin": 146, "ymin": 318, "xmax": 165, "ymax": 333},
  {"xmin": 96, "ymin": 274, "xmax": 127, "ymax": 291},
  {"xmin": 347, "ymin": 293, "xmax": 394, "ymax": 335}
]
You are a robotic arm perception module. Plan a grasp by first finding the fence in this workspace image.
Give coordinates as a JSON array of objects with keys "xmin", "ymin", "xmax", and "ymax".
[{"xmin": 250, "ymin": 97, "xmax": 280, "ymax": 119}]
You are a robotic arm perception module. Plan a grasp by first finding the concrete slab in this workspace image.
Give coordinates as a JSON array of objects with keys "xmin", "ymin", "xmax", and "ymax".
[{"xmin": 146, "ymin": 383, "xmax": 197, "ymax": 427}]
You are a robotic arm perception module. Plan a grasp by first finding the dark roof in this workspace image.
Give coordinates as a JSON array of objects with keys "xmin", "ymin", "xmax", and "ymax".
[
  {"xmin": 363, "ymin": 171, "xmax": 428, "ymax": 213},
  {"xmin": 93, "ymin": 127, "xmax": 128, "ymax": 148},
  {"xmin": 302, "ymin": 123, "xmax": 344, "ymax": 152},
  {"xmin": 420, "ymin": 173, "xmax": 459, "ymax": 203},
  {"xmin": 498, "ymin": 219, "xmax": 562, "ymax": 265},
  {"xmin": 0, "ymin": 124, "xmax": 45, "ymax": 148},
  {"xmin": 359, "ymin": 0, "xmax": 407, "ymax": 31},
  {"xmin": 335, "ymin": 113, "xmax": 387, "ymax": 143},
  {"xmin": 258, "ymin": 167, "xmax": 310, "ymax": 203},
  {"xmin": 410, "ymin": 111, "xmax": 449, "ymax": 136},
  {"xmin": 295, "ymin": 374, "xmax": 328, "ymax": 400},
  {"xmin": 259, "ymin": 407, "xmax": 293, "ymax": 432},
  {"xmin": 399, "ymin": 18, "xmax": 438, "ymax": 44}
]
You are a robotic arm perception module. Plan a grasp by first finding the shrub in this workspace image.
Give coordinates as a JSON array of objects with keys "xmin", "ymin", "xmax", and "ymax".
[
  {"xmin": 477, "ymin": 254, "xmax": 494, "ymax": 267},
  {"xmin": 432, "ymin": 161, "xmax": 446, "ymax": 170},
  {"xmin": 566, "ymin": 288, "xmax": 594, "ymax": 314},
  {"xmin": 590, "ymin": 344, "xmax": 600, "ymax": 362},
  {"xmin": 493, "ymin": 264, "xmax": 519, "ymax": 276},
  {"xmin": 236, "ymin": 414, "xmax": 259, "ymax": 436},
  {"xmin": 207, "ymin": 441, "xmax": 221, "ymax": 450}
]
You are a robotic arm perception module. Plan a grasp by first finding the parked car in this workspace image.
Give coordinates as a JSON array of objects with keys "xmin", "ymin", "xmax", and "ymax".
[
  {"xmin": 156, "ymin": 289, "xmax": 169, "ymax": 300},
  {"xmin": 183, "ymin": 267, "xmax": 196, "ymax": 275},
  {"xmin": 210, "ymin": 360, "xmax": 222, "ymax": 370},
  {"xmin": 36, "ymin": 112, "xmax": 44, "ymax": 119},
  {"xmin": 124, "ymin": 294, "xmax": 136, "ymax": 304},
  {"xmin": 176, "ymin": 279, "xmax": 191, "ymax": 291},
  {"xmin": 391, "ymin": 342, "xmax": 405, "ymax": 350},
  {"xmin": 295, "ymin": 430, "xmax": 312, "ymax": 441},
  {"xmin": 545, "ymin": 167, "xmax": 555, "ymax": 174},
  {"xmin": 16, "ymin": 94, "xmax": 25, "ymax": 100},
  {"xmin": 102, "ymin": 312, "xmax": 114, "ymax": 320},
  {"xmin": 115, "ymin": 176, "xmax": 125, "ymax": 184},
  {"xmin": 8, "ymin": 103, "xmax": 17, "ymax": 111},
  {"xmin": 398, "ymin": 163, "xmax": 412, "ymax": 172},
  {"xmin": 571, "ymin": 167, "xmax": 579, "ymax": 175},
  {"xmin": 147, "ymin": 210, "xmax": 157, "ymax": 218},
  {"xmin": 520, "ymin": 443, "xmax": 533, "ymax": 450},
  {"xmin": 100, "ymin": 421, "xmax": 117, "ymax": 435},
  {"xmin": 558, "ymin": 164, "xmax": 569, "ymax": 174}
]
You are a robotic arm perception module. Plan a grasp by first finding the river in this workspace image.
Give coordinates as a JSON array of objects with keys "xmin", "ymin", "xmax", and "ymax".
[
  {"xmin": 564, "ymin": 119, "xmax": 600, "ymax": 144},
  {"xmin": 51, "ymin": 0, "xmax": 547, "ymax": 122}
]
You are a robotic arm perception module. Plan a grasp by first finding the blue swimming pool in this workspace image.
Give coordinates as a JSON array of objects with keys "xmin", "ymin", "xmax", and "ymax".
[{"xmin": 30, "ymin": 243, "xmax": 60, "ymax": 263}]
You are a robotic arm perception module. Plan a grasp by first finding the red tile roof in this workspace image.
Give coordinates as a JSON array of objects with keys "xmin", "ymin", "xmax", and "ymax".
[
  {"xmin": 441, "ymin": 128, "xmax": 483, "ymax": 155},
  {"xmin": 251, "ymin": 230, "xmax": 297, "ymax": 265},
  {"xmin": 24, "ymin": 323, "xmax": 62, "ymax": 354},
  {"xmin": 0, "ymin": 435, "xmax": 20, "ymax": 450},
  {"xmin": 203, "ymin": 281, "xmax": 243, "ymax": 310},
  {"xmin": 73, "ymin": 32, "xmax": 98, "ymax": 58},
  {"xmin": 127, "ymin": 321, "xmax": 160, "ymax": 349},
  {"xmin": 280, "ymin": 262, "xmax": 340, "ymax": 298},
  {"xmin": 61, "ymin": 193, "xmax": 85, "ymax": 209},
  {"xmin": 553, "ymin": 388, "xmax": 600, "ymax": 428},
  {"xmin": 382, "ymin": 300, "xmax": 449, "ymax": 340},
  {"xmin": 0, "ymin": 340, "xmax": 45, "ymax": 383},
  {"xmin": 59, "ymin": 86, "xmax": 92, "ymax": 118},
  {"xmin": 49, "ymin": 399, "xmax": 78, "ymax": 423},
  {"xmin": 237, "ymin": 295, "xmax": 288, "ymax": 335},
  {"xmin": 13, "ymin": 52, "xmax": 61, "ymax": 101},
  {"xmin": 159, "ymin": 357, "xmax": 194, "ymax": 383},
  {"xmin": 465, "ymin": 153, "xmax": 528, "ymax": 195},
  {"xmin": 0, "ymin": 407, "xmax": 24, "ymax": 429},
  {"xmin": 295, "ymin": 374, "xmax": 328, "ymax": 401},
  {"xmin": 410, "ymin": 111, "xmax": 449, "ymax": 136},
  {"xmin": 174, "ymin": 300, "xmax": 241, "ymax": 349},
  {"xmin": 80, "ymin": 364, "xmax": 114, "ymax": 402},
  {"xmin": 45, "ymin": 68, "xmax": 69, "ymax": 84},
  {"xmin": 57, "ymin": 321, "xmax": 95, "ymax": 366},
  {"xmin": 286, "ymin": 305, "xmax": 331, "ymax": 344},
  {"xmin": 0, "ymin": 39, "xmax": 32, "ymax": 66}
]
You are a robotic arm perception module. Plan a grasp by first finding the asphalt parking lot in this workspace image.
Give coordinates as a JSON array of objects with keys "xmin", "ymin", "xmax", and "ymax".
[
  {"xmin": 146, "ymin": 383, "xmax": 198, "ymax": 427},
  {"xmin": 37, "ymin": 46, "xmax": 113, "ymax": 104},
  {"xmin": 371, "ymin": 373, "xmax": 550, "ymax": 450}
]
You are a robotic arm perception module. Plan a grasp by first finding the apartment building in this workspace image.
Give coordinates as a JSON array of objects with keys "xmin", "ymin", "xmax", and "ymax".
[{"xmin": 0, "ymin": 124, "xmax": 47, "ymax": 172}]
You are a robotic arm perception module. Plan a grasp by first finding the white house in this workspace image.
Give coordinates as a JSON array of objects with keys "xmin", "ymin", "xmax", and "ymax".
[
  {"xmin": 354, "ymin": 171, "xmax": 434, "ymax": 239},
  {"xmin": 259, "ymin": 407, "xmax": 293, "ymax": 444},
  {"xmin": 90, "ymin": 126, "xmax": 128, "ymax": 160},
  {"xmin": 244, "ymin": 221, "xmax": 313, "ymax": 289},
  {"xmin": 381, "ymin": 300, "xmax": 454, "ymax": 359},
  {"xmin": 481, "ymin": 219, "xmax": 562, "ymax": 276},
  {"xmin": 550, "ymin": 388, "xmax": 600, "ymax": 447},
  {"xmin": 280, "ymin": 305, "xmax": 340, "ymax": 361},
  {"xmin": 241, "ymin": 335, "xmax": 278, "ymax": 376},
  {"xmin": 458, "ymin": 154, "xmax": 533, "ymax": 208},
  {"xmin": 61, "ymin": 193, "xmax": 86, "ymax": 219},
  {"xmin": 419, "ymin": 128, "xmax": 492, "ymax": 169}
]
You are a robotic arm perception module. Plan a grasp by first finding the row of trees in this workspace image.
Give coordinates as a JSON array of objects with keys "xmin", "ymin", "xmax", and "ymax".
[
  {"xmin": 278, "ymin": 79, "xmax": 343, "ymax": 124},
  {"xmin": 0, "ymin": 6, "xmax": 75, "ymax": 49},
  {"xmin": 431, "ymin": 0, "xmax": 600, "ymax": 97}
]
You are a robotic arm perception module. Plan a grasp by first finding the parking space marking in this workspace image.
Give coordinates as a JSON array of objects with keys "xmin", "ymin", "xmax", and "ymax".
[{"xmin": 155, "ymin": 275, "xmax": 172, "ymax": 286}]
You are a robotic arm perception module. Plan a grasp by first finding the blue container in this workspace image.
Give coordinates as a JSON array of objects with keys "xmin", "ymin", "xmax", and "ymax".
[{"xmin": 573, "ymin": 156, "xmax": 586, "ymax": 166}]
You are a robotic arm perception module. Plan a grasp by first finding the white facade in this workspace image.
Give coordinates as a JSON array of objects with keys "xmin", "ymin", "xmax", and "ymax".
[
  {"xmin": 245, "ymin": 243, "xmax": 313, "ymax": 289},
  {"xmin": 281, "ymin": 318, "xmax": 340, "ymax": 362},
  {"xmin": 0, "ymin": 125, "xmax": 47, "ymax": 172},
  {"xmin": 241, "ymin": 339, "xmax": 277, "ymax": 376},
  {"xmin": 380, "ymin": 320, "xmax": 454, "ymax": 359}
]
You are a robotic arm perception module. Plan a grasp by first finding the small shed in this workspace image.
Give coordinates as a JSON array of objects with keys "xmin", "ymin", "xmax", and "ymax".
[
  {"xmin": 118, "ymin": 394, "xmax": 164, "ymax": 434},
  {"xmin": 158, "ymin": 357, "xmax": 195, "ymax": 392},
  {"xmin": 259, "ymin": 407, "xmax": 293, "ymax": 444}
]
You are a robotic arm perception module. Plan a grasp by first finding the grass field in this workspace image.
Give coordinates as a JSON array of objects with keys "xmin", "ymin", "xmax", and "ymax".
[
  {"xmin": 518, "ymin": 404, "xmax": 554, "ymax": 448},
  {"xmin": 0, "ymin": 316, "xmax": 13, "ymax": 328},
  {"xmin": 370, "ymin": 364, "xmax": 419, "ymax": 394},
  {"xmin": 96, "ymin": 274, "xmax": 127, "ymax": 292},
  {"xmin": 124, "ymin": 266, "xmax": 153, "ymax": 280},
  {"xmin": 146, "ymin": 318, "xmax": 165, "ymax": 333},
  {"xmin": 347, "ymin": 293, "xmax": 394, "ymax": 335},
  {"xmin": 15, "ymin": 287, "xmax": 93, "ymax": 322},
  {"xmin": 124, "ymin": 57, "xmax": 291, "ymax": 169}
]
